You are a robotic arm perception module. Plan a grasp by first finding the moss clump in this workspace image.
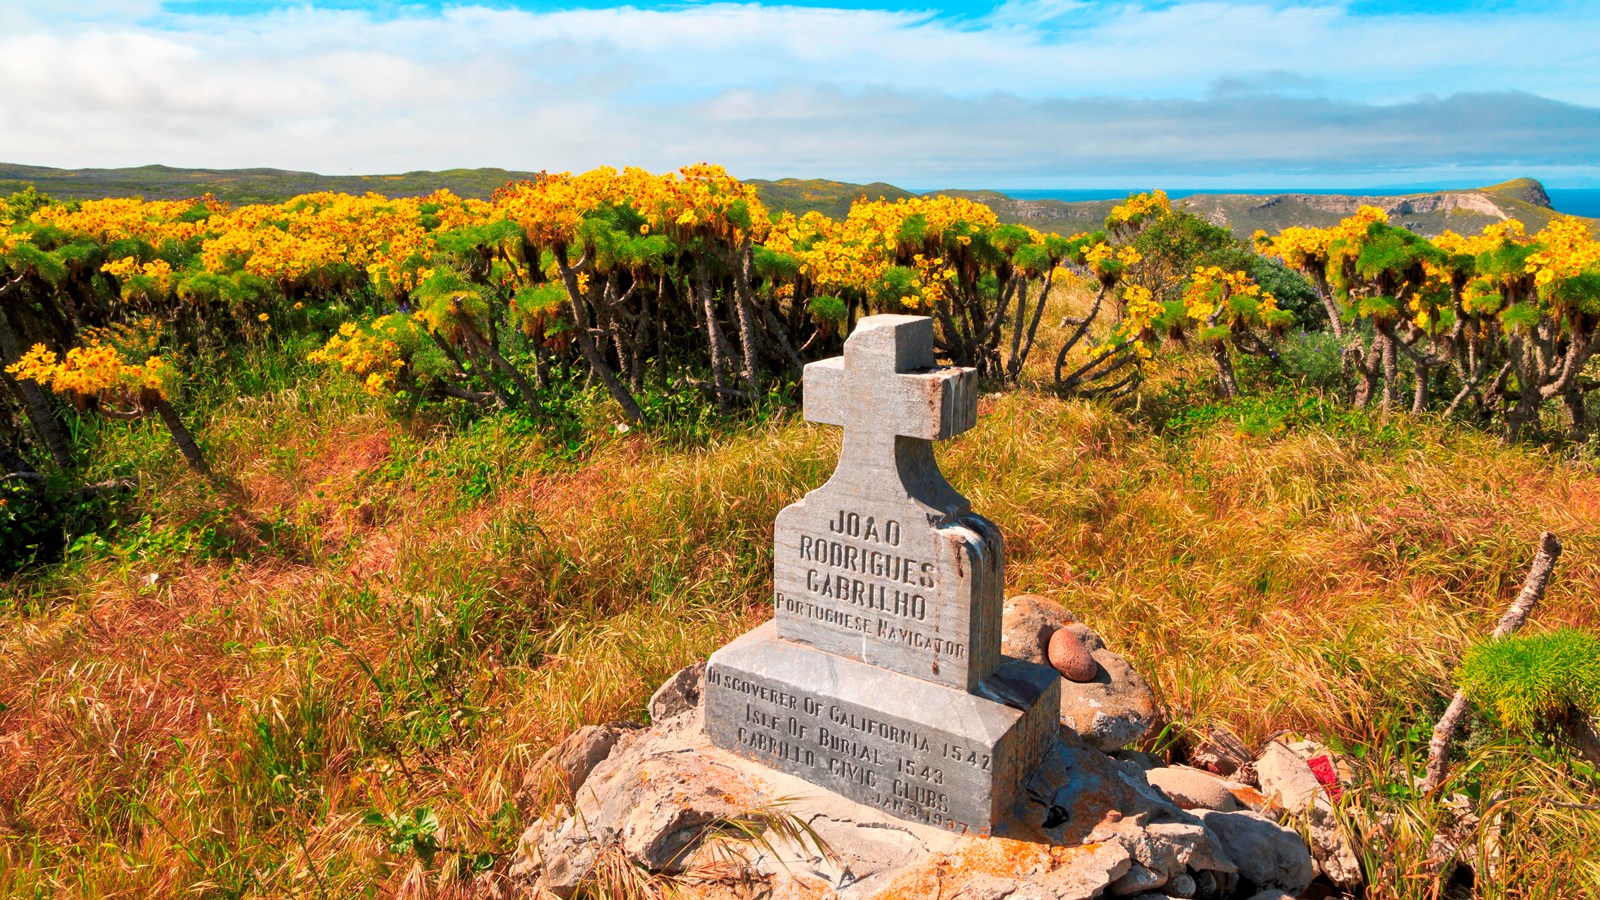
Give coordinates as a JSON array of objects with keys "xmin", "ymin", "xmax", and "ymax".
[{"xmin": 1457, "ymin": 629, "xmax": 1600, "ymax": 733}]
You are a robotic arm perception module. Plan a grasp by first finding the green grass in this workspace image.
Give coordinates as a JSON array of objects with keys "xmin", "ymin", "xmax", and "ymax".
[{"xmin": 2, "ymin": 314, "xmax": 1600, "ymax": 896}]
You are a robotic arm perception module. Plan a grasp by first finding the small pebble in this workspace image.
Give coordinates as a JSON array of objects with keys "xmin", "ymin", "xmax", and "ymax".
[{"xmin": 1047, "ymin": 627, "xmax": 1098, "ymax": 682}]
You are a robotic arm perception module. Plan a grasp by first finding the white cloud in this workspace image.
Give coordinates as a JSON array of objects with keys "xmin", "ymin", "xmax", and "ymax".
[{"xmin": 0, "ymin": 0, "xmax": 1595, "ymax": 181}]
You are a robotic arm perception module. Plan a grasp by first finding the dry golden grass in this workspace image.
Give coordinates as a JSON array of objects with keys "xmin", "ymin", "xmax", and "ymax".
[{"xmin": 2, "ymin": 306, "xmax": 1598, "ymax": 897}]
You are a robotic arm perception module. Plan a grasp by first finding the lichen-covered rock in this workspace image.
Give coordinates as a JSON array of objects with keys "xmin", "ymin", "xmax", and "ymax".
[
  {"xmin": 512, "ymin": 712, "xmax": 766, "ymax": 898},
  {"xmin": 1058, "ymin": 641, "xmax": 1163, "ymax": 752},
  {"xmin": 999, "ymin": 597, "xmax": 1162, "ymax": 752},
  {"xmin": 515, "ymin": 721, "xmax": 641, "ymax": 814},
  {"xmin": 1192, "ymin": 809, "xmax": 1314, "ymax": 895}
]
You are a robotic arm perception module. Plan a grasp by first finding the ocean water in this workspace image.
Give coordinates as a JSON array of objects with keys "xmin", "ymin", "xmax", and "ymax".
[
  {"xmin": 1000, "ymin": 188, "xmax": 1600, "ymax": 219},
  {"xmin": 1547, "ymin": 190, "xmax": 1600, "ymax": 219}
]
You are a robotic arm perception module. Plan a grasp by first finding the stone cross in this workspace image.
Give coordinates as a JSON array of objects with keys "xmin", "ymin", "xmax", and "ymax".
[
  {"xmin": 801, "ymin": 313, "xmax": 977, "ymax": 508},
  {"xmin": 703, "ymin": 315, "xmax": 1060, "ymax": 836},
  {"xmin": 776, "ymin": 315, "xmax": 997, "ymax": 691}
]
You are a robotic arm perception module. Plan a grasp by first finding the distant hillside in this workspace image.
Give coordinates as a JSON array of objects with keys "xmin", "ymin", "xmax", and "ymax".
[
  {"xmin": 752, "ymin": 177, "xmax": 1589, "ymax": 238},
  {"xmin": 3, "ymin": 163, "xmax": 1592, "ymax": 237},
  {"xmin": 0, "ymin": 163, "xmax": 539, "ymax": 204},
  {"xmin": 745, "ymin": 178, "xmax": 915, "ymax": 218}
]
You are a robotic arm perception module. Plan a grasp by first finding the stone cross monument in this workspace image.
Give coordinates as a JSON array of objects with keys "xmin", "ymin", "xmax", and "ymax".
[{"xmin": 704, "ymin": 314, "xmax": 1060, "ymax": 835}]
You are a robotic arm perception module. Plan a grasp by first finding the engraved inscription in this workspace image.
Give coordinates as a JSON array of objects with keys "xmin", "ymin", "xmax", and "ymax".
[{"xmin": 705, "ymin": 662, "xmax": 998, "ymax": 833}]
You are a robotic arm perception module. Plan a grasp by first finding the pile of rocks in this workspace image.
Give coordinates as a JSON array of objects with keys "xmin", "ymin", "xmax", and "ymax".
[{"xmin": 504, "ymin": 595, "xmax": 1377, "ymax": 899}]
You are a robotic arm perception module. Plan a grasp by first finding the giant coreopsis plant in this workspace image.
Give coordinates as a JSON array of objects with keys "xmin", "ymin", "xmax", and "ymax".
[{"xmin": 6, "ymin": 321, "xmax": 209, "ymax": 473}]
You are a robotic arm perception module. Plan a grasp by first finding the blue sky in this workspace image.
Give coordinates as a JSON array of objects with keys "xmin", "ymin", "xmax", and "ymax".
[{"xmin": 1, "ymin": 0, "xmax": 1597, "ymax": 188}]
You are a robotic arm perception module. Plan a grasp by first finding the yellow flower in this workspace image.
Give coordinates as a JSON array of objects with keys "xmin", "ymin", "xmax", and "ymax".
[
  {"xmin": 257, "ymin": 313, "xmax": 269, "ymax": 322},
  {"xmin": 293, "ymin": 301, "xmax": 305, "ymax": 310}
]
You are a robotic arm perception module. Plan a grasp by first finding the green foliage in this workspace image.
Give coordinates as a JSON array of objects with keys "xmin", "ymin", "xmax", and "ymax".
[
  {"xmin": 4, "ymin": 241, "xmax": 68, "ymax": 283},
  {"xmin": 1277, "ymin": 329, "xmax": 1347, "ymax": 390},
  {"xmin": 1249, "ymin": 256, "xmax": 1323, "ymax": 329},
  {"xmin": 0, "ymin": 184, "xmax": 54, "ymax": 222},
  {"xmin": 1500, "ymin": 302, "xmax": 1544, "ymax": 331},
  {"xmin": 1545, "ymin": 270, "xmax": 1600, "ymax": 315},
  {"xmin": 1163, "ymin": 388, "xmax": 1418, "ymax": 447},
  {"xmin": 807, "ymin": 294, "xmax": 847, "ymax": 325},
  {"xmin": 1356, "ymin": 295, "xmax": 1399, "ymax": 320},
  {"xmin": 1353, "ymin": 225, "xmax": 1444, "ymax": 279},
  {"xmin": 1132, "ymin": 210, "xmax": 1245, "ymax": 271},
  {"xmin": 365, "ymin": 807, "xmax": 443, "ymax": 866},
  {"xmin": 1475, "ymin": 241, "xmax": 1538, "ymax": 279},
  {"xmin": 753, "ymin": 245, "xmax": 800, "ymax": 282},
  {"xmin": 1457, "ymin": 629, "xmax": 1600, "ymax": 734}
]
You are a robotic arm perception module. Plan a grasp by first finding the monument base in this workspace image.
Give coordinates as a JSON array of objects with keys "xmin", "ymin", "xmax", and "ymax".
[{"xmin": 704, "ymin": 622, "xmax": 1061, "ymax": 835}]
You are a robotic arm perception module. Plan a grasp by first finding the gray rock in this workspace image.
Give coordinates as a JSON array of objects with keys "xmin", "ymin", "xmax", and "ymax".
[
  {"xmin": 1145, "ymin": 766, "xmax": 1244, "ymax": 812},
  {"xmin": 1001, "ymin": 594, "xmax": 1079, "ymax": 665},
  {"xmin": 516, "ymin": 713, "xmax": 760, "ymax": 897},
  {"xmin": 1000, "ymin": 599, "xmax": 1161, "ymax": 752},
  {"xmin": 1193, "ymin": 809, "xmax": 1314, "ymax": 894},
  {"xmin": 1111, "ymin": 750, "xmax": 1163, "ymax": 771},
  {"xmin": 1306, "ymin": 803, "xmax": 1363, "ymax": 890},
  {"xmin": 1165, "ymin": 871, "xmax": 1197, "ymax": 897},
  {"xmin": 1255, "ymin": 741, "xmax": 1320, "ymax": 812},
  {"xmin": 1255, "ymin": 740, "xmax": 1362, "ymax": 890},
  {"xmin": 1242, "ymin": 892, "xmax": 1293, "ymax": 900},
  {"xmin": 510, "ymin": 702, "xmax": 1244, "ymax": 900},
  {"xmin": 647, "ymin": 661, "xmax": 705, "ymax": 721},
  {"xmin": 1059, "ymin": 639, "xmax": 1163, "ymax": 752},
  {"xmin": 516, "ymin": 722, "xmax": 638, "ymax": 812},
  {"xmin": 1107, "ymin": 861, "xmax": 1165, "ymax": 895}
]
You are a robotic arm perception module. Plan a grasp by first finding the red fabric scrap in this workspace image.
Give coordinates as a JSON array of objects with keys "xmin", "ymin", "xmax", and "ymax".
[{"xmin": 1307, "ymin": 753, "xmax": 1344, "ymax": 801}]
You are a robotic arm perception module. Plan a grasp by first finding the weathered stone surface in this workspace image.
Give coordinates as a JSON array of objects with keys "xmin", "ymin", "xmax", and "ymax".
[
  {"xmin": 1033, "ymin": 842, "xmax": 1136, "ymax": 899},
  {"xmin": 510, "ymin": 696, "xmax": 1245, "ymax": 900},
  {"xmin": 1255, "ymin": 740, "xmax": 1362, "ymax": 890},
  {"xmin": 707, "ymin": 314, "xmax": 1061, "ymax": 836},
  {"xmin": 515, "ymin": 714, "xmax": 764, "ymax": 897},
  {"xmin": 1165, "ymin": 871, "xmax": 1198, "ymax": 897},
  {"xmin": 1145, "ymin": 766, "xmax": 1245, "ymax": 812},
  {"xmin": 1014, "ymin": 742, "xmax": 1238, "ymax": 895},
  {"xmin": 1058, "ymin": 641, "xmax": 1162, "ymax": 752},
  {"xmin": 648, "ymin": 661, "xmax": 705, "ymax": 721},
  {"xmin": 999, "ymin": 598, "xmax": 1161, "ymax": 753},
  {"xmin": 1193, "ymin": 809, "xmax": 1314, "ymax": 895},
  {"xmin": 774, "ymin": 314, "xmax": 995, "ymax": 690},
  {"xmin": 705, "ymin": 621, "xmax": 1059, "ymax": 835},
  {"xmin": 516, "ymin": 722, "xmax": 639, "ymax": 812},
  {"xmin": 1300, "ymin": 803, "xmax": 1362, "ymax": 890},
  {"xmin": 1107, "ymin": 861, "xmax": 1165, "ymax": 895},
  {"xmin": 1049, "ymin": 626, "xmax": 1099, "ymax": 683},
  {"xmin": 1255, "ymin": 741, "xmax": 1321, "ymax": 812},
  {"xmin": 1000, "ymin": 594, "xmax": 1078, "ymax": 665}
]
